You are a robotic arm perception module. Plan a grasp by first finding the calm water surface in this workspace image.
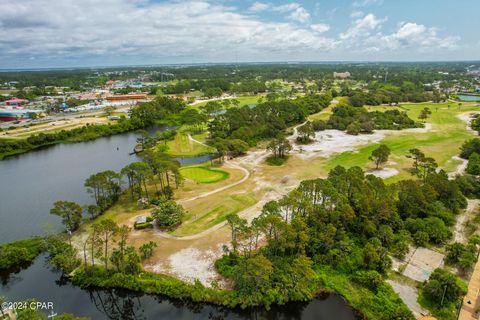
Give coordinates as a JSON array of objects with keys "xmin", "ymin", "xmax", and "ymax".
[
  {"xmin": 457, "ymin": 94, "xmax": 480, "ymax": 102},
  {"xmin": 0, "ymin": 254, "xmax": 358, "ymax": 320},
  {"xmin": 0, "ymin": 127, "xmax": 212, "ymax": 243}
]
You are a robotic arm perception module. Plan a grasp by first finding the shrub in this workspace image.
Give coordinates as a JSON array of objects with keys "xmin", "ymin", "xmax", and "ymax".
[
  {"xmin": 265, "ymin": 155, "xmax": 288, "ymax": 166},
  {"xmin": 152, "ymin": 200, "xmax": 185, "ymax": 228},
  {"xmin": 0, "ymin": 237, "xmax": 44, "ymax": 270},
  {"xmin": 352, "ymin": 270, "xmax": 383, "ymax": 292},
  {"xmin": 134, "ymin": 222, "xmax": 153, "ymax": 230},
  {"xmin": 312, "ymin": 120, "xmax": 327, "ymax": 131}
]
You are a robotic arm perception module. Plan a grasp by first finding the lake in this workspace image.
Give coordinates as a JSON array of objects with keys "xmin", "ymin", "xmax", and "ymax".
[
  {"xmin": 0, "ymin": 127, "xmax": 212, "ymax": 243},
  {"xmin": 0, "ymin": 254, "xmax": 359, "ymax": 320},
  {"xmin": 457, "ymin": 94, "xmax": 480, "ymax": 102}
]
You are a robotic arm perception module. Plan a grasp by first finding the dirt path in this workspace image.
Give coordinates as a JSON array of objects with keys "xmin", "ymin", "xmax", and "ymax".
[
  {"xmin": 178, "ymin": 161, "xmax": 250, "ymax": 204},
  {"xmin": 446, "ymin": 112, "xmax": 478, "ymax": 179},
  {"xmin": 458, "ymin": 112, "xmax": 480, "ymax": 133},
  {"xmin": 448, "ymin": 156, "xmax": 469, "ymax": 179},
  {"xmin": 187, "ymin": 133, "xmax": 210, "ymax": 148},
  {"xmin": 387, "ymin": 280, "xmax": 428, "ymax": 318},
  {"xmin": 453, "ymin": 199, "xmax": 480, "ymax": 244}
]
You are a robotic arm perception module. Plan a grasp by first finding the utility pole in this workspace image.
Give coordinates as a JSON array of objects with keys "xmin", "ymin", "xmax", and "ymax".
[{"xmin": 441, "ymin": 284, "xmax": 447, "ymax": 306}]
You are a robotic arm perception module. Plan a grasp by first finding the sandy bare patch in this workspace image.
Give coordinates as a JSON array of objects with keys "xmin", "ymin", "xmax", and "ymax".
[
  {"xmin": 368, "ymin": 168, "xmax": 399, "ymax": 179},
  {"xmin": 457, "ymin": 112, "xmax": 480, "ymax": 132},
  {"xmin": 291, "ymin": 130, "xmax": 385, "ymax": 159},
  {"xmin": 448, "ymin": 155, "xmax": 469, "ymax": 179},
  {"xmin": 150, "ymin": 247, "xmax": 223, "ymax": 286},
  {"xmin": 453, "ymin": 199, "xmax": 480, "ymax": 244}
]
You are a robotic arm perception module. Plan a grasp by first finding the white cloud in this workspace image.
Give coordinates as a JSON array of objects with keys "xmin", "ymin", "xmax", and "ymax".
[
  {"xmin": 249, "ymin": 2, "xmax": 269, "ymax": 12},
  {"xmin": 248, "ymin": 2, "xmax": 310, "ymax": 23},
  {"xmin": 311, "ymin": 23, "xmax": 330, "ymax": 33},
  {"xmin": 0, "ymin": 0, "xmax": 335, "ymax": 65},
  {"xmin": 378, "ymin": 22, "xmax": 460, "ymax": 51},
  {"xmin": 275, "ymin": 3, "xmax": 301, "ymax": 13},
  {"xmin": 248, "ymin": 2, "xmax": 302, "ymax": 13},
  {"xmin": 337, "ymin": 13, "xmax": 458, "ymax": 53},
  {"xmin": 0, "ymin": 0, "xmax": 463, "ymax": 66},
  {"xmin": 288, "ymin": 7, "xmax": 311, "ymax": 23},
  {"xmin": 340, "ymin": 13, "xmax": 386, "ymax": 40},
  {"xmin": 353, "ymin": 0, "xmax": 382, "ymax": 7}
]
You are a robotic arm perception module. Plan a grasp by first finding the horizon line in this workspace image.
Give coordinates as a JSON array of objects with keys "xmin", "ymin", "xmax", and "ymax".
[{"xmin": 1, "ymin": 59, "xmax": 480, "ymax": 72}]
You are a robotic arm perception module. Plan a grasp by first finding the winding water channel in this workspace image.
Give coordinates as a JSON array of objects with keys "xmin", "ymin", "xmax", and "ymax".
[{"xmin": 0, "ymin": 128, "xmax": 358, "ymax": 319}]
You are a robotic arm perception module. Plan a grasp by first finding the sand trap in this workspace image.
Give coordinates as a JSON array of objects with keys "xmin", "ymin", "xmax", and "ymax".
[
  {"xmin": 368, "ymin": 168, "xmax": 399, "ymax": 179},
  {"xmin": 292, "ymin": 130, "xmax": 385, "ymax": 159},
  {"xmin": 151, "ymin": 247, "xmax": 222, "ymax": 286}
]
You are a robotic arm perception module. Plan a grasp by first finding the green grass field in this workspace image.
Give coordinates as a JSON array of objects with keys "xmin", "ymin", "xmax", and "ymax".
[
  {"xmin": 180, "ymin": 166, "xmax": 230, "ymax": 183},
  {"xmin": 324, "ymin": 102, "xmax": 479, "ymax": 183},
  {"xmin": 190, "ymin": 94, "xmax": 263, "ymax": 110},
  {"xmin": 171, "ymin": 192, "xmax": 257, "ymax": 236},
  {"xmin": 165, "ymin": 131, "xmax": 215, "ymax": 157}
]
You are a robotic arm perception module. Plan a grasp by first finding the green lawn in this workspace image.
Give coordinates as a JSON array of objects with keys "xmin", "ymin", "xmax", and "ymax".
[
  {"xmin": 180, "ymin": 166, "xmax": 229, "ymax": 184},
  {"xmin": 325, "ymin": 102, "xmax": 479, "ymax": 183},
  {"xmin": 165, "ymin": 131, "xmax": 215, "ymax": 157},
  {"xmin": 0, "ymin": 89, "xmax": 16, "ymax": 94},
  {"xmin": 171, "ymin": 193, "xmax": 257, "ymax": 236},
  {"xmin": 190, "ymin": 94, "xmax": 264, "ymax": 110}
]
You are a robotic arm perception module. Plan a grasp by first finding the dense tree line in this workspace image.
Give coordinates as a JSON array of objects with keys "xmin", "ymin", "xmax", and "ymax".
[
  {"xmin": 459, "ymin": 138, "xmax": 480, "ymax": 175},
  {"xmin": 343, "ymin": 82, "xmax": 445, "ymax": 107},
  {"xmin": 208, "ymin": 93, "xmax": 332, "ymax": 147},
  {"xmin": 215, "ymin": 151, "xmax": 467, "ymax": 316},
  {"xmin": 314, "ymin": 104, "xmax": 420, "ymax": 135},
  {"xmin": 2, "ymin": 62, "xmax": 475, "ymax": 98}
]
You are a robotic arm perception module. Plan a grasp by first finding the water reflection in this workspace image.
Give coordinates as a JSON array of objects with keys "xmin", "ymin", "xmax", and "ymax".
[{"xmin": 0, "ymin": 254, "xmax": 358, "ymax": 320}]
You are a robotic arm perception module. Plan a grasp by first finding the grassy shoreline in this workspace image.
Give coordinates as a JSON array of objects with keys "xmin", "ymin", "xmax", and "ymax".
[
  {"xmin": 0, "ymin": 237, "xmax": 44, "ymax": 270},
  {"xmin": 70, "ymin": 265, "xmax": 368, "ymax": 318}
]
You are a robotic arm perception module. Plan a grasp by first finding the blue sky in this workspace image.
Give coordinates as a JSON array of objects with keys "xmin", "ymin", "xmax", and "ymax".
[{"xmin": 0, "ymin": 0, "xmax": 478, "ymax": 68}]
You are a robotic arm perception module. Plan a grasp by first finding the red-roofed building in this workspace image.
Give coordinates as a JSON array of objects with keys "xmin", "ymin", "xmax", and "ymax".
[{"xmin": 5, "ymin": 98, "xmax": 28, "ymax": 107}]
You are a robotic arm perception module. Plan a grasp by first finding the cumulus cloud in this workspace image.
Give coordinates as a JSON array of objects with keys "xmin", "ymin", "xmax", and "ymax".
[
  {"xmin": 340, "ymin": 13, "xmax": 386, "ymax": 40},
  {"xmin": 0, "ymin": 0, "xmax": 334, "ymax": 65},
  {"xmin": 378, "ymin": 22, "xmax": 460, "ymax": 51},
  {"xmin": 287, "ymin": 7, "xmax": 311, "ymax": 23},
  {"xmin": 0, "ymin": 1, "xmax": 462, "ymax": 66},
  {"xmin": 248, "ymin": 1, "xmax": 310, "ymax": 23},
  {"xmin": 275, "ymin": 3, "xmax": 301, "ymax": 13},
  {"xmin": 311, "ymin": 23, "xmax": 330, "ymax": 33}
]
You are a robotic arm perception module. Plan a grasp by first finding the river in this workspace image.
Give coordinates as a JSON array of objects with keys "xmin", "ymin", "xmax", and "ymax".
[{"xmin": 0, "ymin": 128, "xmax": 358, "ymax": 319}]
